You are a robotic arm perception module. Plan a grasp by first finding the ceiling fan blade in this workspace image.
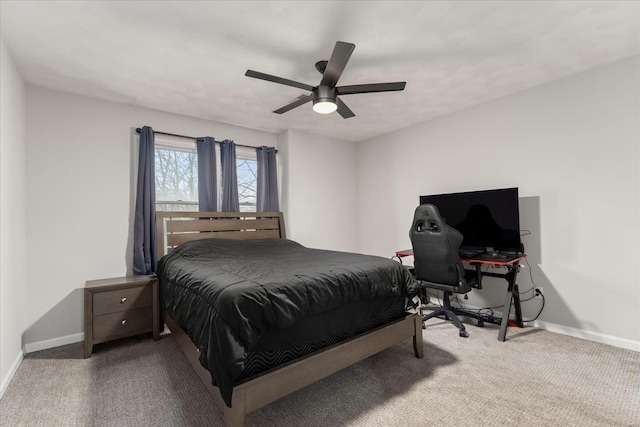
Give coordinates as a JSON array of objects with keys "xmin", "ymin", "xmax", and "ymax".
[
  {"xmin": 337, "ymin": 82, "xmax": 406, "ymax": 95},
  {"xmin": 336, "ymin": 97, "xmax": 355, "ymax": 119},
  {"xmin": 320, "ymin": 41, "xmax": 355, "ymax": 87},
  {"xmin": 245, "ymin": 70, "xmax": 315, "ymax": 92},
  {"xmin": 273, "ymin": 94, "xmax": 313, "ymax": 114}
]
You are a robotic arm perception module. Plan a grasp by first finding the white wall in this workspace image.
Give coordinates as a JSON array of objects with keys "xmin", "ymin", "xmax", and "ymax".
[
  {"xmin": 24, "ymin": 86, "xmax": 278, "ymax": 348},
  {"xmin": 357, "ymin": 56, "xmax": 640, "ymax": 348},
  {"xmin": 279, "ymin": 129, "xmax": 359, "ymax": 252},
  {"xmin": 0, "ymin": 39, "xmax": 28, "ymax": 395}
]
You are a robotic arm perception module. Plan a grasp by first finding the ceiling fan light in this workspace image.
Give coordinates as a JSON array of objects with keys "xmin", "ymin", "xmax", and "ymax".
[{"xmin": 313, "ymin": 100, "xmax": 337, "ymax": 114}]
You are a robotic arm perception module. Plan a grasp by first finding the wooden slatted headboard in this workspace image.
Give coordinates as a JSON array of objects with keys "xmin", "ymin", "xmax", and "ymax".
[{"xmin": 155, "ymin": 211, "xmax": 286, "ymax": 258}]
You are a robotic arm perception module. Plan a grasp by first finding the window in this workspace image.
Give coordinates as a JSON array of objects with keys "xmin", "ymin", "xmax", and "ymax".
[
  {"xmin": 236, "ymin": 146, "xmax": 258, "ymax": 212},
  {"xmin": 154, "ymin": 138, "xmax": 257, "ymax": 212},
  {"xmin": 155, "ymin": 140, "xmax": 198, "ymax": 211}
]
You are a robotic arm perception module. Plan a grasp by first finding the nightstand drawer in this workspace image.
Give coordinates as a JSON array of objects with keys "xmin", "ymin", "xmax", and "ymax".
[
  {"xmin": 93, "ymin": 306, "xmax": 153, "ymax": 339},
  {"xmin": 93, "ymin": 285, "xmax": 153, "ymax": 316}
]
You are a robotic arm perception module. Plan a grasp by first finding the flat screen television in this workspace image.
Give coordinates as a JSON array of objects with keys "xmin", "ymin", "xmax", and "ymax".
[{"xmin": 419, "ymin": 187, "xmax": 522, "ymax": 254}]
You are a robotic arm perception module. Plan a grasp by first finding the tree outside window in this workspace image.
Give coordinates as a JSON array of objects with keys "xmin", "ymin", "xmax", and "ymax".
[
  {"xmin": 155, "ymin": 148, "xmax": 199, "ymax": 211},
  {"xmin": 154, "ymin": 141, "xmax": 258, "ymax": 212},
  {"xmin": 237, "ymin": 157, "xmax": 257, "ymax": 212}
]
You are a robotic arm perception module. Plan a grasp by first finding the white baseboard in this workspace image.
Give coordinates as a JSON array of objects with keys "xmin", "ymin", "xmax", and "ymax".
[
  {"xmin": 426, "ymin": 298, "xmax": 640, "ymax": 352},
  {"xmin": 24, "ymin": 332, "xmax": 84, "ymax": 354},
  {"xmin": 0, "ymin": 349, "xmax": 24, "ymax": 398},
  {"xmin": 532, "ymin": 320, "xmax": 640, "ymax": 352}
]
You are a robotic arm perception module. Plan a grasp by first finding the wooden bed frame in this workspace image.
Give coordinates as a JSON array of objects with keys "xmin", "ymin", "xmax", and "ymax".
[{"xmin": 156, "ymin": 211, "xmax": 424, "ymax": 427}]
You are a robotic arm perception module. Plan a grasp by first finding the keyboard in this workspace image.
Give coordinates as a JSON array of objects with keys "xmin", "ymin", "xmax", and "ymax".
[
  {"xmin": 472, "ymin": 252, "xmax": 519, "ymax": 262},
  {"xmin": 459, "ymin": 249, "xmax": 485, "ymax": 258}
]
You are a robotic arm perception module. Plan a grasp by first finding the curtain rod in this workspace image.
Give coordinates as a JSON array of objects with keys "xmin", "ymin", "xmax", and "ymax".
[{"xmin": 135, "ymin": 128, "xmax": 276, "ymax": 152}]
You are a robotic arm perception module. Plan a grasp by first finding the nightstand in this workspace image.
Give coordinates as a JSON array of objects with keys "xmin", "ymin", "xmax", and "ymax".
[{"xmin": 84, "ymin": 275, "xmax": 159, "ymax": 358}]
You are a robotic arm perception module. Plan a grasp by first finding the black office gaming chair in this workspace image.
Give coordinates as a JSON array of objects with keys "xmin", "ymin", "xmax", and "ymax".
[{"xmin": 410, "ymin": 204, "xmax": 479, "ymax": 338}]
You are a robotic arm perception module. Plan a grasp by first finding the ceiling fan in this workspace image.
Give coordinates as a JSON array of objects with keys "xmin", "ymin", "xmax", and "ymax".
[{"xmin": 245, "ymin": 41, "xmax": 406, "ymax": 119}]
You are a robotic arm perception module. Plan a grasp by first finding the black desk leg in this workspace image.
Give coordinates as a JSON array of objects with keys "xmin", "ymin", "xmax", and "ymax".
[
  {"xmin": 497, "ymin": 265, "xmax": 522, "ymax": 341},
  {"xmin": 513, "ymin": 283, "xmax": 524, "ymax": 328}
]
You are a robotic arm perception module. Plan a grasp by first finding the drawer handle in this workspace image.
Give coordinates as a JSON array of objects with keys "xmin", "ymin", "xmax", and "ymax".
[
  {"xmin": 120, "ymin": 297, "xmax": 127, "ymax": 304},
  {"xmin": 121, "ymin": 319, "xmax": 127, "ymax": 325}
]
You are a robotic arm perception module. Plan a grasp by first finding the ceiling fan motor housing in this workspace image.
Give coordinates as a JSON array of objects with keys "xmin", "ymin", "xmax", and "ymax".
[{"xmin": 314, "ymin": 85, "xmax": 337, "ymax": 103}]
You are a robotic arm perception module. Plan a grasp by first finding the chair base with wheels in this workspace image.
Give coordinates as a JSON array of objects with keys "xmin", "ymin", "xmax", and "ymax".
[{"xmin": 421, "ymin": 291, "xmax": 469, "ymax": 337}]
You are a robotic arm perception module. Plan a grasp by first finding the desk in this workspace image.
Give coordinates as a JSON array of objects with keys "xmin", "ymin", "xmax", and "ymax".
[{"xmin": 395, "ymin": 249, "xmax": 526, "ymax": 341}]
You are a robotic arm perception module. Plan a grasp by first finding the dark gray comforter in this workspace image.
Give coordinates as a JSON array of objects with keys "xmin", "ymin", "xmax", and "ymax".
[{"xmin": 157, "ymin": 238, "xmax": 420, "ymax": 406}]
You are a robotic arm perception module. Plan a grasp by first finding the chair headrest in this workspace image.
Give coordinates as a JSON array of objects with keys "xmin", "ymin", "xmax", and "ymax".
[{"xmin": 412, "ymin": 204, "xmax": 445, "ymax": 233}]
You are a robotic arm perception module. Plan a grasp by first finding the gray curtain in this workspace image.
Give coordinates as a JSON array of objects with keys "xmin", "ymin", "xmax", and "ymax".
[
  {"xmin": 197, "ymin": 137, "xmax": 217, "ymax": 211},
  {"xmin": 133, "ymin": 126, "xmax": 157, "ymax": 275},
  {"xmin": 256, "ymin": 146, "xmax": 280, "ymax": 212},
  {"xmin": 220, "ymin": 140, "xmax": 239, "ymax": 211}
]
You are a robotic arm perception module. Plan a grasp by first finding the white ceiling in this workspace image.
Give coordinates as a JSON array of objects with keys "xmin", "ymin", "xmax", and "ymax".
[{"xmin": 1, "ymin": 1, "xmax": 638, "ymax": 142}]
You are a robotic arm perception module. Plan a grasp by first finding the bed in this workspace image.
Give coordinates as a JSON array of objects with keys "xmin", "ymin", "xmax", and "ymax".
[{"xmin": 155, "ymin": 211, "xmax": 424, "ymax": 427}]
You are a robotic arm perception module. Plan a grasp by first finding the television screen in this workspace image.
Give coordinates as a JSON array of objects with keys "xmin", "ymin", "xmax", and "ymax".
[{"xmin": 419, "ymin": 187, "xmax": 522, "ymax": 253}]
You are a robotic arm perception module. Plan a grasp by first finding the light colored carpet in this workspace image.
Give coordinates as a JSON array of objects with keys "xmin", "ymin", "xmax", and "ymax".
[{"xmin": 1, "ymin": 320, "xmax": 638, "ymax": 426}]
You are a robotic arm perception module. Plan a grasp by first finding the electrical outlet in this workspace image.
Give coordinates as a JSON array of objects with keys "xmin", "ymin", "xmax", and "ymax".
[{"xmin": 535, "ymin": 287, "xmax": 543, "ymax": 297}]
